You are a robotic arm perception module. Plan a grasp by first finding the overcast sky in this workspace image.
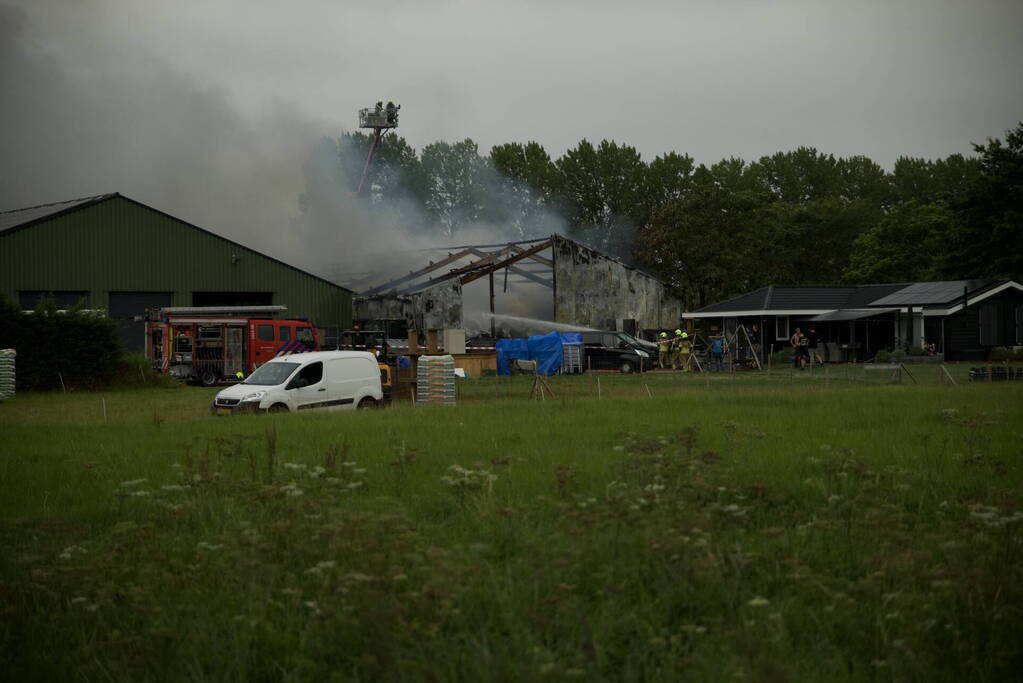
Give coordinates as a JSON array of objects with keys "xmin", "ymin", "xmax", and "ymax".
[{"xmin": 2, "ymin": 0, "xmax": 1021, "ymax": 273}]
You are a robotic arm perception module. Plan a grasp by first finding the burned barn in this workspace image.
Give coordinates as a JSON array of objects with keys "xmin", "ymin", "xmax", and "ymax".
[{"xmin": 353, "ymin": 235, "xmax": 682, "ymax": 338}]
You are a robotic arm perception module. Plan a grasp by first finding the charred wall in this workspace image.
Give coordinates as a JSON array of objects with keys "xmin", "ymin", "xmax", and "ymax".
[
  {"xmin": 552, "ymin": 236, "xmax": 682, "ymax": 331},
  {"xmin": 354, "ymin": 281, "xmax": 463, "ymax": 330}
]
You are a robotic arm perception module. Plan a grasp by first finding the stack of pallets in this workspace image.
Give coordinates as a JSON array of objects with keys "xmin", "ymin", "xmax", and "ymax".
[
  {"xmin": 416, "ymin": 355, "xmax": 456, "ymax": 406},
  {"xmin": 0, "ymin": 349, "xmax": 15, "ymax": 401}
]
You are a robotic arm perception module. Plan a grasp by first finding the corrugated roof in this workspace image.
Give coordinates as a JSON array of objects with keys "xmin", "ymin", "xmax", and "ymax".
[
  {"xmin": 0, "ymin": 192, "xmax": 353, "ymax": 294},
  {"xmin": 869, "ymin": 280, "xmax": 1000, "ymax": 306},
  {"xmin": 0, "ymin": 194, "xmax": 117, "ymax": 233}
]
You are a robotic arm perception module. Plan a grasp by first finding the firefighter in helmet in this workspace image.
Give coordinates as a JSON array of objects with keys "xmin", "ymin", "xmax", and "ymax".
[
  {"xmin": 657, "ymin": 332, "xmax": 671, "ymax": 369},
  {"xmin": 671, "ymin": 328, "xmax": 684, "ymax": 370},
  {"xmin": 680, "ymin": 332, "xmax": 694, "ymax": 372},
  {"xmin": 386, "ymin": 100, "xmax": 398, "ymax": 124}
]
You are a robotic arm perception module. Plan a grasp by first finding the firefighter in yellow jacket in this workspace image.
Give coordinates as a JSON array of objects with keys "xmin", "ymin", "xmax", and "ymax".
[
  {"xmin": 670, "ymin": 329, "xmax": 684, "ymax": 370},
  {"xmin": 680, "ymin": 332, "xmax": 694, "ymax": 371},
  {"xmin": 657, "ymin": 332, "xmax": 671, "ymax": 369}
]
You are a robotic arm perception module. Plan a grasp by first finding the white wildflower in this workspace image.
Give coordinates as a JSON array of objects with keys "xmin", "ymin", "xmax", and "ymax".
[
  {"xmin": 120, "ymin": 479, "xmax": 148, "ymax": 488},
  {"xmin": 747, "ymin": 596, "xmax": 770, "ymax": 607},
  {"xmin": 59, "ymin": 545, "xmax": 87, "ymax": 560}
]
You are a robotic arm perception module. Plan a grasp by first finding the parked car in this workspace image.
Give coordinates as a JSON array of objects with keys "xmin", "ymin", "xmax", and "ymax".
[
  {"xmin": 580, "ymin": 331, "xmax": 655, "ymax": 373},
  {"xmin": 211, "ymin": 351, "xmax": 383, "ymax": 415}
]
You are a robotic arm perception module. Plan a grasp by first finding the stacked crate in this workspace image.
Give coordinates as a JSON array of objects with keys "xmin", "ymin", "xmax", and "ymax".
[
  {"xmin": 0, "ymin": 349, "xmax": 15, "ymax": 401},
  {"xmin": 416, "ymin": 355, "xmax": 456, "ymax": 406},
  {"xmin": 561, "ymin": 344, "xmax": 583, "ymax": 374}
]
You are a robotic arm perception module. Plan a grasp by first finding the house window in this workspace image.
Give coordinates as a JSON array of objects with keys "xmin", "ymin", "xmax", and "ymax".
[
  {"xmin": 775, "ymin": 316, "xmax": 789, "ymax": 340},
  {"xmin": 978, "ymin": 302, "xmax": 1000, "ymax": 346},
  {"xmin": 1016, "ymin": 305, "xmax": 1023, "ymax": 345}
]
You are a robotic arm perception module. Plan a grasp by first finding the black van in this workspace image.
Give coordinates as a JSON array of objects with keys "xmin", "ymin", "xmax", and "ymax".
[{"xmin": 580, "ymin": 331, "xmax": 656, "ymax": 373}]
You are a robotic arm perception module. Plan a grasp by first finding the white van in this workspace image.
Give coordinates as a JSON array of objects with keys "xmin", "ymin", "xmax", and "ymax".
[{"xmin": 211, "ymin": 351, "xmax": 383, "ymax": 415}]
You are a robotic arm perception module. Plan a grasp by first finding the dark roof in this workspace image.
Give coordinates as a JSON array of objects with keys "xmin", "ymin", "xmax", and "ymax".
[
  {"xmin": 693, "ymin": 285, "xmax": 862, "ymax": 313},
  {"xmin": 868, "ymin": 279, "xmax": 1001, "ymax": 306},
  {"xmin": 0, "ymin": 192, "xmax": 353, "ymax": 294},
  {"xmin": 810, "ymin": 308, "xmax": 899, "ymax": 322},
  {"xmin": 767, "ymin": 286, "xmax": 853, "ymax": 309},
  {"xmin": 843, "ymin": 283, "xmax": 909, "ymax": 307},
  {"xmin": 690, "ymin": 280, "xmax": 1009, "ymax": 316},
  {"xmin": 0, "ymin": 194, "xmax": 117, "ymax": 233},
  {"xmin": 692, "ymin": 286, "xmax": 772, "ymax": 313}
]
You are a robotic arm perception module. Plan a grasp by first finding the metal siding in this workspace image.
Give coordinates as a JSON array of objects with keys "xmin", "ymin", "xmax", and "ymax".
[{"xmin": 0, "ymin": 197, "xmax": 351, "ymax": 328}]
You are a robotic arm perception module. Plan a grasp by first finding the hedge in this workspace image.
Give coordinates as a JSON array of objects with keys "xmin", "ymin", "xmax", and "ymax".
[{"xmin": 0, "ymin": 295, "xmax": 124, "ymax": 390}]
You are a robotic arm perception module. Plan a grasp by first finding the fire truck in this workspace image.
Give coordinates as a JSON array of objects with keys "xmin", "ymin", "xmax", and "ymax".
[{"xmin": 145, "ymin": 306, "xmax": 320, "ymax": 386}]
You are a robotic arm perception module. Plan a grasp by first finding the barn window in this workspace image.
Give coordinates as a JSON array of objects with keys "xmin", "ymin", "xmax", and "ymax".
[{"xmin": 19, "ymin": 291, "xmax": 89, "ymax": 310}]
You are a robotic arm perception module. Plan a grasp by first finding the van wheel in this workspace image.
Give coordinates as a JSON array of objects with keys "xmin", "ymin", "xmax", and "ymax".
[
  {"xmin": 267, "ymin": 403, "xmax": 289, "ymax": 414},
  {"xmin": 356, "ymin": 397, "xmax": 377, "ymax": 410},
  {"xmin": 619, "ymin": 361, "xmax": 635, "ymax": 374},
  {"xmin": 199, "ymin": 367, "xmax": 218, "ymax": 387}
]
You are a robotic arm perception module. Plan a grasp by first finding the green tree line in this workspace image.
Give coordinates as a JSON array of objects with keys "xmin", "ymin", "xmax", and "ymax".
[{"xmin": 300, "ymin": 123, "xmax": 1023, "ymax": 308}]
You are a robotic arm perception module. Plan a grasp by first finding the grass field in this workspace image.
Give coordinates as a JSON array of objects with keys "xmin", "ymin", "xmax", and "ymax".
[{"xmin": 1, "ymin": 370, "xmax": 1021, "ymax": 681}]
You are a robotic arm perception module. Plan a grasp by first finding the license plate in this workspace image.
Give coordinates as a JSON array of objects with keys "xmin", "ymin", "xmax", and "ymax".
[{"xmin": 216, "ymin": 408, "xmax": 232, "ymax": 416}]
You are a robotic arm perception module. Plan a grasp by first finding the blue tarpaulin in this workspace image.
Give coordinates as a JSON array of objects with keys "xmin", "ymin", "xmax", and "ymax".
[
  {"xmin": 496, "ymin": 338, "xmax": 530, "ymax": 375},
  {"xmin": 527, "ymin": 332, "xmax": 564, "ymax": 376},
  {"xmin": 558, "ymin": 332, "xmax": 583, "ymax": 346},
  {"xmin": 496, "ymin": 332, "xmax": 566, "ymax": 376}
]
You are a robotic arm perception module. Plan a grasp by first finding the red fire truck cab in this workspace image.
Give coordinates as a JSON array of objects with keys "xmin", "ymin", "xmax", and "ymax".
[{"xmin": 145, "ymin": 306, "xmax": 320, "ymax": 386}]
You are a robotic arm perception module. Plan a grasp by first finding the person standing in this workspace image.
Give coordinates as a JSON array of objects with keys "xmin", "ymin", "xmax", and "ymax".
[
  {"xmin": 790, "ymin": 327, "xmax": 807, "ymax": 369},
  {"xmin": 657, "ymin": 332, "xmax": 671, "ymax": 369},
  {"xmin": 709, "ymin": 329, "xmax": 725, "ymax": 372},
  {"xmin": 748, "ymin": 324, "xmax": 761, "ymax": 363},
  {"xmin": 806, "ymin": 326, "xmax": 822, "ymax": 366}
]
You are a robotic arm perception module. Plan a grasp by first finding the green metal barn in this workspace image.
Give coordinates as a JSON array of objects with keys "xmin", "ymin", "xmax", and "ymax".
[{"xmin": 0, "ymin": 193, "xmax": 352, "ymax": 350}]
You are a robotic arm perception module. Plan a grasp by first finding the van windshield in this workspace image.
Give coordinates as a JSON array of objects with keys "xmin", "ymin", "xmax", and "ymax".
[{"xmin": 243, "ymin": 362, "xmax": 299, "ymax": 386}]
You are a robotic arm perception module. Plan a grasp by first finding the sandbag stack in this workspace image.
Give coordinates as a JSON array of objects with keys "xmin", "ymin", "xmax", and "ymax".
[
  {"xmin": 0, "ymin": 349, "xmax": 15, "ymax": 401},
  {"xmin": 416, "ymin": 355, "xmax": 456, "ymax": 406}
]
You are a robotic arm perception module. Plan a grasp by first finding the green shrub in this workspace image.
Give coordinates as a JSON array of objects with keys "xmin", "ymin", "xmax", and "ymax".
[
  {"xmin": 906, "ymin": 345, "xmax": 926, "ymax": 356},
  {"xmin": 988, "ymin": 346, "xmax": 1011, "ymax": 361},
  {"xmin": 767, "ymin": 350, "xmax": 791, "ymax": 367},
  {"xmin": 874, "ymin": 350, "xmax": 892, "ymax": 363},
  {"xmin": 0, "ymin": 294, "xmax": 124, "ymax": 390}
]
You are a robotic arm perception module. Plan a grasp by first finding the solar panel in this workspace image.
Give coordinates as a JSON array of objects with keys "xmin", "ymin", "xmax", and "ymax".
[{"xmin": 869, "ymin": 280, "xmax": 996, "ymax": 306}]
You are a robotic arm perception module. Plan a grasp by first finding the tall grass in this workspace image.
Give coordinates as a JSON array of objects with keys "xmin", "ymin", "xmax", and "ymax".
[{"xmin": 1, "ymin": 375, "xmax": 1021, "ymax": 681}]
